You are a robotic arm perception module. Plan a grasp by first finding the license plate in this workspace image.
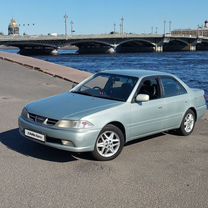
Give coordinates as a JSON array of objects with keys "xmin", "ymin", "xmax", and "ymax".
[{"xmin": 25, "ymin": 129, "xmax": 45, "ymax": 142}]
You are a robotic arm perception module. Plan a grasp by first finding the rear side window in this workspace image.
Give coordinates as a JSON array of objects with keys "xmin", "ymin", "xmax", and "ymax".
[{"xmin": 161, "ymin": 77, "xmax": 187, "ymax": 97}]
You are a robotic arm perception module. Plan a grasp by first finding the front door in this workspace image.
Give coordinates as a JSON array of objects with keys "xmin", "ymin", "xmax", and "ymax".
[{"xmin": 128, "ymin": 77, "xmax": 165, "ymax": 140}]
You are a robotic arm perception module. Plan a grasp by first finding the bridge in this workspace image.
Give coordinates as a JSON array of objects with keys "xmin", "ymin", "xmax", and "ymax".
[{"xmin": 1, "ymin": 34, "xmax": 208, "ymax": 55}]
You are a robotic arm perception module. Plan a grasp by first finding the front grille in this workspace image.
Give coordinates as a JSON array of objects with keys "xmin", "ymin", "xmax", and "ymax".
[
  {"xmin": 47, "ymin": 118, "xmax": 58, "ymax": 125},
  {"xmin": 29, "ymin": 113, "xmax": 36, "ymax": 121},
  {"xmin": 28, "ymin": 113, "xmax": 58, "ymax": 126}
]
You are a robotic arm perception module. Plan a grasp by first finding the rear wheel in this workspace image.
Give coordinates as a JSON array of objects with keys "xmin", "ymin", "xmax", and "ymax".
[
  {"xmin": 177, "ymin": 109, "xmax": 195, "ymax": 136},
  {"xmin": 92, "ymin": 124, "xmax": 124, "ymax": 161}
]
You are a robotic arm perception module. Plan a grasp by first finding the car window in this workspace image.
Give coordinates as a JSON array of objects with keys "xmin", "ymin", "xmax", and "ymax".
[
  {"xmin": 161, "ymin": 77, "xmax": 187, "ymax": 97},
  {"xmin": 73, "ymin": 73, "xmax": 138, "ymax": 102},
  {"xmin": 137, "ymin": 77, "xmax": 161, "ymax": 100}
]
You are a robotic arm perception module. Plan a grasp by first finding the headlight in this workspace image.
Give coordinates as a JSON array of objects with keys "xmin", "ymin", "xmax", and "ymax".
[
  {"xmin": 56, "ymin": 120, "xmax": 94, "ymax": 129},
  {"xmin": 21, "ymin": 107, "xmax": 29, "ymax": 119}
]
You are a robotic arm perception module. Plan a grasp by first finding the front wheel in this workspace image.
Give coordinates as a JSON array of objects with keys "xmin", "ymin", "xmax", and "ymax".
[
  {"xmin": 177, "ymin": 109, "xmax": 196, "ymax": 136},
  {"xmin": 92, "ymin": 124, "xmax": 124, "ymax": 161}
]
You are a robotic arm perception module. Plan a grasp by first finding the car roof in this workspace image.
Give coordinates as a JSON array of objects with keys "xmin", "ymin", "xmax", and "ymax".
[{"xmin": 101, "ymin": 69, "xmax": 172, "ymax": 78}]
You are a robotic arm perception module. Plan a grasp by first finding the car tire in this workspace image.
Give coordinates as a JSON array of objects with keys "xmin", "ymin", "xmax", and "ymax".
[
  {"xmin": 177, "ymin": 109, "xmax": 196, "ymax": 136},
  {"xmin": 92, "ymin": 124, "xmax": 124, "ymax": 161}
]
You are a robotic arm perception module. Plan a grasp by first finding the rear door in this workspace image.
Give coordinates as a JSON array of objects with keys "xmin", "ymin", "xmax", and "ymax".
[{"xmin": 159, "ymin": 76, "xmax": 189, "ymax": 129}]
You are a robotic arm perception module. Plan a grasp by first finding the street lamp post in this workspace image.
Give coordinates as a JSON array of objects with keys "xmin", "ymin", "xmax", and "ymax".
[
  {"xmin": 120, "ymin": 17, "xmax": 124, "ymax": 35},
  {"xmin": 197, "ymin": 25, "xmax": 200, "ymax": 37},
  {"xmin": 113, "ymin": 23, "xmax": 116, "ymax": 33},
  {"xmin": 155, "ymin": 27, "xmax": 158, "ymax": 34},
  {"xmin": 70, "ymin": 21, "xmax": 74, "ymax": 35},
  {"xmin": 163, "ymin": 20, "xmax": 166, "ymax": 35},
  {"xmin": 64, "ymin": 13, "xmax": 68, "ymax": 38},
  {"xmin": 169, "ymin": 21, "xmax": 172, "ymax": 33},
  {"xmin": 151, "ymin": 26, "xmax": 153, "ymax": 34},
  {"xmin": 20, "ymin": 23, "xmax": 35, "ymax": 36}
]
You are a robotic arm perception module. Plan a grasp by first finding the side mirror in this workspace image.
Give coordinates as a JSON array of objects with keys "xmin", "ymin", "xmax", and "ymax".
[{"xmin": 136, "ymin": 94, "xmax": 149, "ymax": 102}]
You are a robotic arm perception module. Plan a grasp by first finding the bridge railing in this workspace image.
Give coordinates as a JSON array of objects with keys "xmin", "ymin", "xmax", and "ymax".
[
  {"xmin": 1, "ymin": 33, "xmax": 208, "ymax": 43},
  {"xmin": 0, "ymin": 33, "xmax": 164, "ymax": 42}
]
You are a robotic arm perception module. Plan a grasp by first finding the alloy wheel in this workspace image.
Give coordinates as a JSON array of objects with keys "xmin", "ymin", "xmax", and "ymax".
[
  {"xmin": 96, "ymin": 131, "xmax": 121, "ymax": 158},
  {"xmin": 184, "ymin": 113, "xmax": 194, "ymax": 133}
]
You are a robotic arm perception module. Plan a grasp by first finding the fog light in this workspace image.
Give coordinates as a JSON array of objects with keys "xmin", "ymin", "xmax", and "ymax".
[{"xmin": 61, "ymin": 140, "xmax": 72, "ymax": 146}]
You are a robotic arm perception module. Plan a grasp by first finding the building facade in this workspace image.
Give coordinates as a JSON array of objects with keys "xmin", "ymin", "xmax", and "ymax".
[{"xmin": 171, "ymin": 20, "xmax": 208, "ymax": 37}]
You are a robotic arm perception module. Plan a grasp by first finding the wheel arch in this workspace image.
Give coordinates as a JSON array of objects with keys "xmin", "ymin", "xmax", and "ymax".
[
  {"xmin": 106, "ymin": 121, "xmax": 126, "ymax": 143},
  {"xmin": 189, "ymin": 107, "xmax": 197, "ymax": 121}
]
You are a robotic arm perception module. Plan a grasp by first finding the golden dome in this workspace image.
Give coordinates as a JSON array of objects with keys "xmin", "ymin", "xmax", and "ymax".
[
  {"xmin": 8, "ymin": 18, "xmax": 20, "ymax": 35},
  {"xmin": 9, "ymin": 18, "xmax": 18, "ymax": 28}
]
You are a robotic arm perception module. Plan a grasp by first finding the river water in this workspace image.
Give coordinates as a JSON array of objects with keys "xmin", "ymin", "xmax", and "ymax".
[{"xmin": 1, "ymin": 49, "xmax": 208, "ymax": 102}]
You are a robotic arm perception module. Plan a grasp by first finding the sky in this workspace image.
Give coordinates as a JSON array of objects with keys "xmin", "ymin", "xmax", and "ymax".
[{"xmin": 1, "ymin": 0, "xmax": 208, "ymax": 35}]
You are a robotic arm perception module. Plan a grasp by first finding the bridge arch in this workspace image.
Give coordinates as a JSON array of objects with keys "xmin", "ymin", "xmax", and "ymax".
[
  {"xmin": 3, "ymin": 42, "xmax": 59, "ymax": 55},
  {"xmin": 118, "ymin": 39, "xmax": 156, "ymax": 47},
  {"xmin": 163, "ymin": 39, "xmax": 190, "ymax": 51},
  {"xmin": 116, "ymin": 39, "xmax": 156, "ymax": 53},
  {"xmin": 70, "ymin": 40, "xmax": 113, "ymax": 47},
  {"xmin": 70, "ymin": 40, "xmax": 115, "ymax": 54},
  {"xmin": 196, "ymin": 40, "xmax": 208, "ymax": 51}
]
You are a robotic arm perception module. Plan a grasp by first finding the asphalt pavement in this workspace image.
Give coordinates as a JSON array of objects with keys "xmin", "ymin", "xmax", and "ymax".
[{"xmin": 0, "ymin": 59, "xmax": 208, "ymax": 208}]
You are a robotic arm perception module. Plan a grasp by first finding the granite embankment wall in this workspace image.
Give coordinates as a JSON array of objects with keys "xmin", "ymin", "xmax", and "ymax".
[{"xmin": 0, "ymin": 52, "xmax": 92, "ymax": 84}]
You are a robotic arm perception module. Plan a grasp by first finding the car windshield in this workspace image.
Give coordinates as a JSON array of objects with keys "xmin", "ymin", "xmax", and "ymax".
[{"xmin": 71, "ymin": 73, "xmax": 138, "ymax": 101}]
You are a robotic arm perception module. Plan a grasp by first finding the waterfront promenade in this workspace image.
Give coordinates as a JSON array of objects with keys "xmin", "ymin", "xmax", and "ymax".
[
  {"xmin": 0, "ymin": 54, "xmax": 208, "ymax": 208},
  {"xmin": 0, "ymin": 52, "xmax": 91, "ymax": 83}
]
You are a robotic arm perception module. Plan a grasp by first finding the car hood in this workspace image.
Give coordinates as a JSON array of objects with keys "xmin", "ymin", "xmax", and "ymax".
[{"xmin": 26, "ymin": 92, "xmax": 122, "ymax": 120}]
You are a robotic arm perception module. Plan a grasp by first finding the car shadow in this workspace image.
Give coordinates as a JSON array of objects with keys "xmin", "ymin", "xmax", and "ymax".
[
  {"xmin": 0, "ymin": 128, "xmax": 78, "ymax": 163},
  {"xmin": 125, "ymin": 132, "xmax": 166, "ymax": 146},
  {"xmin": 76, "ymin": 133, "xmax": 168, "ymax": 161},
  {"xmin": 0, "ymin": 128, "xmax": 180, "ymax": 162}
]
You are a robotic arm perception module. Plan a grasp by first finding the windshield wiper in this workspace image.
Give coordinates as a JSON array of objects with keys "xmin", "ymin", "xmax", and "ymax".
[
  {"xmin": 100, "ymin": 95, "xmax": 125, "ymax": 102},
  {"xmin": 71, "ymin": 91, "xmax": 125, "ymax": 101},
  {"xmin": 71, "ymin": 91, "xmax": 93, "ymax": 97}
]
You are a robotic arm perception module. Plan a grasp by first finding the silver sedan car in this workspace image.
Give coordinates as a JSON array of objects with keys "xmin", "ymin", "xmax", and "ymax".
[{"xmin": 19, "ymin": 70, "xmax": 207, "ymax": 160}]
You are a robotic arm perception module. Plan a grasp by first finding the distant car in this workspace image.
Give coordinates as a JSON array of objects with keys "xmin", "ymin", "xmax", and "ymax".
[{"xmin": 18, "ymin": 70, "xmax": 207, "ymax": 160}]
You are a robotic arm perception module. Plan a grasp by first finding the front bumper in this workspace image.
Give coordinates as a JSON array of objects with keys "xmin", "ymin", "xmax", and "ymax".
[{"xmin": 18, "ymin": 116, "xmax": 100, "ymax": 152}]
